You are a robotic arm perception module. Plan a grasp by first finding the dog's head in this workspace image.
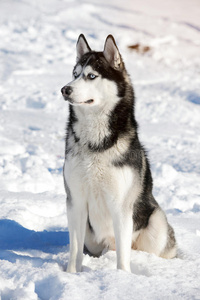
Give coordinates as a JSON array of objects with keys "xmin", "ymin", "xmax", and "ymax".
[{"xmin": 61, "ymin": 34, "xmax": 127, "ymax": 108}]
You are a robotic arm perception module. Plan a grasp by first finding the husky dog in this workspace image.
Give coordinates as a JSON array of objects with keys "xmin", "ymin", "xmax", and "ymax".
[{"xmin": 61, "ymin": 34, "xmax": 176, "ymax": 273}]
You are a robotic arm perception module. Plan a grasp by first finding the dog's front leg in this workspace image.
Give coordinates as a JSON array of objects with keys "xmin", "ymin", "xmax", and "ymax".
[
  {"xmin": 112, "ymin": 210, "xmax": 133, "ymax": 272},
  {"xmin": 67, "ymin": 201, "xmax": 87, "ymax": 273}
]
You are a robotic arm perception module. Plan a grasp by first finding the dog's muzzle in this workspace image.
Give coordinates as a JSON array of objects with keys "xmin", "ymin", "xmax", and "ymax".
[
  {"xmin": 61, "ymin": 85, "xmax": 94, "ymax": 105},
  {"xmin": 61, "ymin": 86, "xmax": 73, "ymax": 100}
]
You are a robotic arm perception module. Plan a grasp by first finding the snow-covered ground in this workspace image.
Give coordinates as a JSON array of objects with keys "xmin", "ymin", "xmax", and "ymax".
[{"xmin": 0, "ymin": 0, "xmax": 200, "ymax": 299}]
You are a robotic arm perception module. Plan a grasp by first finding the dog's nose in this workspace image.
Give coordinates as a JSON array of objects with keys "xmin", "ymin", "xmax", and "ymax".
[{"xmin": 61, "ymin": 86, "xmax": 73, "ymax": 97}]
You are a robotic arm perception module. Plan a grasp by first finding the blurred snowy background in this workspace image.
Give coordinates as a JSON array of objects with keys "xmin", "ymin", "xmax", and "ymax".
[{"xmin": 0, "ymin": 0, "xmax": 200, "ymax": 299}]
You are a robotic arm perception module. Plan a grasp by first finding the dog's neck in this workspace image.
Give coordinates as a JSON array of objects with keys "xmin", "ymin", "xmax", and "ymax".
[
  {"xmin": 72, "ymin": 103, "xmax": 113, "ymax": 151},
  {"xmin": 67, "ymin": 97, "xmax": 136, "ymax": 153}
]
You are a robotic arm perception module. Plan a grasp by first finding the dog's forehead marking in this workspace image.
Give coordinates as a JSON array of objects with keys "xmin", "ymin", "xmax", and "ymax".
[
  {"xmin": 74, "ymin": 64, "xmax": 82, "ymax": 76},
  {"xmin": 74, "ymin": 54, "xmax": 101, "ymax": 79},
  {"xmin": 74, "ymin": 56, "xmax": 92, "ymax": 76}
]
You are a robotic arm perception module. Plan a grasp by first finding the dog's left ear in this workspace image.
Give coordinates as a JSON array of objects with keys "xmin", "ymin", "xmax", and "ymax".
[
  {"xmin": 103, "ymin": 35, "xmax": 123, "ymax": 70},
  {"xmin": 76, "ymin": 34, "xmax": 91, "ymax": 62}
]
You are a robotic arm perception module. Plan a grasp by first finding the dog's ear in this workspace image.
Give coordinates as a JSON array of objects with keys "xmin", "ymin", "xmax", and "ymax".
[
  {"xmin": 103, "ymin": 35, "xmax": 122, "ymax": 70},
  {"xmin": 76, "ymin": 34, "xmax": 91, "ymax": 62}
]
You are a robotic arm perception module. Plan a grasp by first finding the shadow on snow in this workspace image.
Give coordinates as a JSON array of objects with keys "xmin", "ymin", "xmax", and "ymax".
[{"xmin": 0, "ymin": 219, "xmax": 69, "ymax": 258}]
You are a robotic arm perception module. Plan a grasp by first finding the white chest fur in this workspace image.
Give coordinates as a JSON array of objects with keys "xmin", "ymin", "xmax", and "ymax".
[
  {"xmin": 64, "ymin": 143, "xmax": 140, "ymax": 244},
  {"xmin": 64, "ymin": 105, "xmax": 141, "ymax": 245}
]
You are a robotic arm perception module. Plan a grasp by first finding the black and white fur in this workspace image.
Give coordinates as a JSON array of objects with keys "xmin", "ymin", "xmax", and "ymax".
[{"xmin": 61, "ymin": 34, "xmax": 176, "ymax": 273}]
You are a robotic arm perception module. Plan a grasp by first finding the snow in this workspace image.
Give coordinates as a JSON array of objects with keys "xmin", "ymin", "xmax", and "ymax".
[{"xmin": 0, "ymin": 0, "xmax": 200, "ymax": 298}]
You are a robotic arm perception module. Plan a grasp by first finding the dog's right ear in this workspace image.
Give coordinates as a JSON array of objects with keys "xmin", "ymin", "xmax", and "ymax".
[{"xmin": 76, "ymin": 34, "xmax": 91, "ymax": 62}]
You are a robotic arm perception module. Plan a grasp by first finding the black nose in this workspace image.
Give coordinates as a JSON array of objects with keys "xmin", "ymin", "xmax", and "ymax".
[{"xmin": 61, "ymin": 86, "xmax": 73, "ymax": 97}]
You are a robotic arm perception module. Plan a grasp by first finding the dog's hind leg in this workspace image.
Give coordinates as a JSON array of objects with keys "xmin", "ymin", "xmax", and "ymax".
[
  {"xmin": 160, "ymin": 223, "xmax": 177, "ymax": 259},
  {"xmin": 134, "ymin": 208, "xmax": 176, "ymax": 258}
]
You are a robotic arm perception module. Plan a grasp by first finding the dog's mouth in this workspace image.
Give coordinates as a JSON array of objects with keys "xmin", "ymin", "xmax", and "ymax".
[
  {"xmin": 84, "ymin": 99, "xmax": 94, "ymax": 104},
  {"xmin": 65, "ymin": 98, "xmax": 94, "ymax": 105}
]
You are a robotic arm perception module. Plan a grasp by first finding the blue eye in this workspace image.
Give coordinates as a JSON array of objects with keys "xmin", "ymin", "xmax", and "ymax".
[{"xmin": 87, "ymin": 73, "xmax": 97, "ymax": 80}]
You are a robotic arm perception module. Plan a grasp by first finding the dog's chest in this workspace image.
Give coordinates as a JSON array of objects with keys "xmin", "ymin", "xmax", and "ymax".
[
  {"xmin": 65, "ymin": 145, "xmax": 135, "ymax": 207},
  {"xmin": 64, "ymin": 115, "xmax": 137, "ymax": 241},
  {"xmin": 66, "ymin": 150, "xmax": 118, "ymax": 194},
  {"xmin": 64, "ymin": 131, "xmax": 137, "ymax": 242}
]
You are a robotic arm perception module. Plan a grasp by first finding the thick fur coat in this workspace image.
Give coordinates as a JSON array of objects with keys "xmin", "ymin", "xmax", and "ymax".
[{"xmin": 61, "ymin": 34, "xmax": 176, "ymax": 273}]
